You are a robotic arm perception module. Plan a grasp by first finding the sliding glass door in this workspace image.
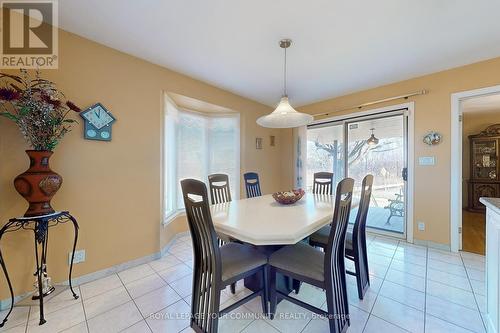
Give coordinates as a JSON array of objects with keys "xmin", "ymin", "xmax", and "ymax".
[
  {"xmin": 306, "ymin": 111, "xmax": 408, "ymax": 237},
  {"xmin": 306, "ymin": 123, "xmax": 345, "ymax": 191}
]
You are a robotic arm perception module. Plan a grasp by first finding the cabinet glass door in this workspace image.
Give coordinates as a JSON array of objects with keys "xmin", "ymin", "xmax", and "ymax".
[{"xmin": 472, "ymin": 139, "xmax": 497, "ymax": 180}]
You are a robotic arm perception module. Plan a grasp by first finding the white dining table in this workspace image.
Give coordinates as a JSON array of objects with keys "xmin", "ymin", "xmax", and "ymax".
[{"xmin": 210, "ymin": 193, "xmax": 336, "ymax": 246}]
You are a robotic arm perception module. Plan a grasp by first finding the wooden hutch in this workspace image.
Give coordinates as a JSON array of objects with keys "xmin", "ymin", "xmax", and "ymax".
[{"xmin": 468, "ymin": 124, "xmax": 500, "ymax": 212}]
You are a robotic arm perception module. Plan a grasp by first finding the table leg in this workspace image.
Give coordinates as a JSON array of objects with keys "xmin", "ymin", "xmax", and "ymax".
[
  {"xmin": 243, "ymin": 245, "xmax": 303, "ymax": 304},
  {"xmin": 0, "ymin": 247, "xmax": 14, "ymax": 328},
  {"xmin": 34, "ymin": 225, "xmax": 46, "ymax": 326},
  {"xmin": 66, "ymin": 214, "xmax": 79, "ymax": 299}
]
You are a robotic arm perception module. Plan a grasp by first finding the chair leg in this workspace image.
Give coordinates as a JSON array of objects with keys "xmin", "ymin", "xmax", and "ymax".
[
  {"xmin": 326, "ymin": 282, "xmax": 345, "ymax": 333},
  {"xmin": 269, "ymin": 267, "xmax": 277, "ymax": 320},
  {"xmin": 326, "ymin": 265, "xmax": 349, "ymax": 333},
  {"xmin": 325, "ymin": 294, "xmax": 337, "ymax": 333},
  {"xmin": 354, "ymin": 251, "xmax": 370, "ymax": 300},
  {"xmin": 293, "ymin": 279, "xmax": 302, "ymax": 294},
  {"xmin": 230, "ymin": 282, "xmax": 236, "ymax": 294},
  {"xmin": 209, "ymin": 289, "xmax": 221, "ymax": 333},
  {"xmin": 261, "ymin": 267, "xmax": 269, "ymax": 316}
]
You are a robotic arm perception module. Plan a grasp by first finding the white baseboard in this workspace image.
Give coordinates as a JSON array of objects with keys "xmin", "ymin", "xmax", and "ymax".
[
  {"xmin": 161, "ymin": 231, "xmax": 189, "ymax": 257},
  {"xmin": 413, "ymin": 239, "xmax": 450, "ymax": 251},
  {"xmin": 0, "ymin": 231, "xmax": 190, "ymax": 311}
]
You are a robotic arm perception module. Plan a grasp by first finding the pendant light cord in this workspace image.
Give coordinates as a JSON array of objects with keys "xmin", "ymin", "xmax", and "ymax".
[{"xmin": 283, "ymin": 46, "xmax": 287, "ymax": 97}]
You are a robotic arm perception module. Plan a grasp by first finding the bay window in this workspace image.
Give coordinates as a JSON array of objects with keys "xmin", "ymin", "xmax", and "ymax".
[{"xmin": 164, "ymin": 96, "xmax": 240, "ymax": 223}]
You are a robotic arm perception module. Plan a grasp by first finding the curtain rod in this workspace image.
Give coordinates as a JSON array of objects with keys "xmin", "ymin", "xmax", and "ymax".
[{"xmin": 312, "ymin": 90, "xmax": 427, "ymax": 118}]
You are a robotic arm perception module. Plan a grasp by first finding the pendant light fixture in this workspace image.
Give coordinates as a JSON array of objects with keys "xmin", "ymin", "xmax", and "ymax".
[
  {"xmin": 256, "ymin": 39, "xmax": 314, "ymax": 128},
  {"xmin": 367, "ymin": 128, "xmax": 379, "ymax": 145}
]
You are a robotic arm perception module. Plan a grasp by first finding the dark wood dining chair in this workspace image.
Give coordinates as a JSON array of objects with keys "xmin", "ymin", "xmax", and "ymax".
[
  {"xmin": 268, "ymin": 178, "xmax": 354, "ymax": 333},
  {"xmin": 243, "ymin": 172, "xmax": 262, "ymax": 198},
  {"xmin": 312, "ymin": 172, "xmax": 334, "ymax": 195},
  {"xmin": 208, "ymin": 173, "xmax": 232, "ymax": 204},
  {"xmin": 207, "ymin": 173, "xmax": 237, "ymax": 294},
  {"xmin": 181, "ymin": 179, "xmax": 269, "ymax": 333},
  {"xmin": 309, "ymin": 174, "xmax": 373, "ymax": 299}
]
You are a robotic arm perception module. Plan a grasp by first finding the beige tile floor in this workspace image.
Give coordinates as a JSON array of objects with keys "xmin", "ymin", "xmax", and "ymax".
[{"xmin": 0, "ymin": 234, "xmax": 487, "ymax": 333}]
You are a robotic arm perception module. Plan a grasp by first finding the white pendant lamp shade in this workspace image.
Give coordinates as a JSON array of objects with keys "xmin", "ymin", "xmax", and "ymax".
[
  {"xmin": 257, "ymin": 96, "xmax": 314, "ymax": 128},
  {"xmin": 256, "ymin": 39, "xmax": 314, "ymax": 128}
]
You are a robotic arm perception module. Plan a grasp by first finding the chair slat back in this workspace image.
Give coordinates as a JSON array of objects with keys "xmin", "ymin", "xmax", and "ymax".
[
  {"xmin": 312, "ymin": 172, "xmax": 334, "ymax": 195},
  {"xmin": 351, "ymin": 174, "xmax": 373, "ymax": 299},
  {"xmin": 180, "ymin": 179, "xmax": 221, "ymax": 333},
  {"xmin": 208, "ymin": 174, "xmax": 232, "ymax": 204},
  {"xmin": 244, "ymin": 172, "xmax": 262, "ymax": 198},
  {"xmin": 353, "ymin": 174, "xmax": 373, "ymax": 249},
  {"xmin": 325, "ymin": 177, "xmax": 354, "ymax": 333}
]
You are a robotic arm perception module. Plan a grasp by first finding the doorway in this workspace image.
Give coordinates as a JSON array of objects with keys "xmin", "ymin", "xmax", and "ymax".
[
  {"xmin": 450, "ymin": 85, "xmax": 500, "ymax": 252},
  {"xmin": 306, "ymin": 107, "xmax": 410, "ymax": 239}
]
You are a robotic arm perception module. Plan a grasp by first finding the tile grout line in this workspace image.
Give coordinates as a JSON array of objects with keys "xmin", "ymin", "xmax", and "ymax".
[
  {"xmin": 382, "ymin": 275, "xmax": 425, "ymax": 294},
  {"xmin": 80, "ymin": 281, "xmax": 123, "ymax": 302},
  {"xmin": 81, "ymin": 275, "xmax": 142, "ymax": 330},
  {"xmin": 118, "ymin": 266, "xmax": 158, "ymax": 286},
  {"xmin": 367, "ymin": 313, "xmax": 412, "ymax": 332},
  {"xmin": 425, "ymin": 282, "xmax": 479, "ymax": 310},
  {"xmin": 70, "ymin": 234, "xmax": 487, "ymax": 333},
  {"xmin": 24, "ymin": 306, "xmax": 31, "ymax": 333},
  {"xmin": 146, "ymin": 257, "xmax": 198, "ymax": 331},
  {"xmin": 237, "ymin": 316, "xmax": 257, "ymax": 333},
  {"xmin": 81, "ymin": 288, "xmax": 136, "ymax": 323},
  {"xmin": 460, "ymin": 253, "xmax": 488, "ymax": 332},
  {"xmin": 425, "ymin": 275, "xmax": 475, "ymax": 294},
  {"xmin": 115, "ymin": 273, "xmax": 155, "ymax": 333},
  {"xmin": 76, "ymin": 286, "xmax": 91, "ymax": 333},
  {"xmin": 411, "ymin": 242, "xmax": 487, "ymax": 332},
  {"xmin": 423, "ymin": 247, "xmax": 487, "ymax": 332},
  {"xmin": 424, "ymin": 312, "xmax": 480, "ymax": 333},
  {"xmin": 361, "ymin": 237, "xmax": 399, "ymax": 332}
]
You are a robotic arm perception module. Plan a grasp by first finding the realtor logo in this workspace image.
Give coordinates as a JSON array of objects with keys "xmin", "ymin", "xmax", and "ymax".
[{"xmin": 0, "ymin": 0, "xmax": 58, "ymax": 68}]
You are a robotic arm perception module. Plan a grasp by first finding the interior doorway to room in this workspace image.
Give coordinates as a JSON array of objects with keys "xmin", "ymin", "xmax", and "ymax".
[
  {"xmin": 460, "ymin": 93, "xmax": 500, "ymax": 255},
  {"xmin": 306, "ymin": 108, "xmax": 409, "ymax": 238}
]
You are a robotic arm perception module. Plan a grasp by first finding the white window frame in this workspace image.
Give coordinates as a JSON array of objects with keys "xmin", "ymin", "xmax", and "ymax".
[{"xmin": 162, "ymin": 95, "xmax": 240, "ymax": 225}]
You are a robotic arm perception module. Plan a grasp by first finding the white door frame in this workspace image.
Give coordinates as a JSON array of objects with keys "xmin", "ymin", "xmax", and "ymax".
[
  {"xmin": 450, "ymin": 85, "xmax": 500, "ymax": 252},
  {"xmin": 310, "ymin": 102, "xmax": 415, "ymax": 244}
]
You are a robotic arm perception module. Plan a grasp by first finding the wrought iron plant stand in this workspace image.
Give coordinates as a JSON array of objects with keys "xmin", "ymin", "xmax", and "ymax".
[{"xmin": 0, "ymin": 211, "xmax": 79, "ymax": 326}]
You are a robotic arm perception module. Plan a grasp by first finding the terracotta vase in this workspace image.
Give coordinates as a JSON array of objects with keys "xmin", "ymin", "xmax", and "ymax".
[{"xmin": 14, "ymin": 150, "xmax": 63, "ymax": 217}]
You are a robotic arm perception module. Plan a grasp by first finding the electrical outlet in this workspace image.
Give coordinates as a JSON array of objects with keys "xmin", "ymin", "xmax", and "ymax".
[
  {"xmin": 69, "ymin": 249, "xmax": 85, "ymax": 265},
  {"xmin": 417, "ymin": 222, "xmax": 425, "ymax": 231}
]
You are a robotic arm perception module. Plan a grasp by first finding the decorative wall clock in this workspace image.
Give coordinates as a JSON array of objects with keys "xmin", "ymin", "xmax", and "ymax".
[{"xmin": 80, "ymin": 103, "xmax": 116, "ymax": 141}]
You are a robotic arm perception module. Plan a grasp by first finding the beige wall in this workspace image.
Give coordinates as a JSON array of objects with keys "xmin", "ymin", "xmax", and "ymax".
[
  {"xmin": 3, "ymin": 16, "xmax": 500, "ymax": 302},
  {"xmin": 286, "ymin": 57, "xmax": 500, "ymax": 246},
  {"xmin": 0, "ymin": 28, "xmax": 286, "ymax": 300},
  {"xmin": 462, "ymin": 111, "xmax": 500, "ymax": 207}
]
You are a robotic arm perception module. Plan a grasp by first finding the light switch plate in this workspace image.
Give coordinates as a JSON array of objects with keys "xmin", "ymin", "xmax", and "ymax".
[{"xmin": 418, "ymin": 156, "xmax": 436, "ymax": 166}]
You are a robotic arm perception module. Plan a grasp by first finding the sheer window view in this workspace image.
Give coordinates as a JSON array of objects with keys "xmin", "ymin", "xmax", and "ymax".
[
  {"xmin": 164, "ymin": 99, "xmax": 239, "ymax": 220},
  {"xmin": 307, "ymin": 114, "xmax": 406, "ymax": 234}
]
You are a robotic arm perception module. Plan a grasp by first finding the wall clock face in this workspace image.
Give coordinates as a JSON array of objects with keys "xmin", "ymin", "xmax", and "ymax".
[{"xmin": 80, "ymin": 103, "xmax": 116, "ymax": 141}]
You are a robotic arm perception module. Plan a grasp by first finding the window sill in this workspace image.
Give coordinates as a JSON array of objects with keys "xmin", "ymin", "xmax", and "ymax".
[{"xmin": 163, "ymin": 210, "xmax": 185, "ymax": 225}]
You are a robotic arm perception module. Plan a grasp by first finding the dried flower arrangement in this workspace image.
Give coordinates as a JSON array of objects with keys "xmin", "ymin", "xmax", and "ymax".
[{"xmin": 0, "ymin": 69, "xmax": 80, "ymax": 151}]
